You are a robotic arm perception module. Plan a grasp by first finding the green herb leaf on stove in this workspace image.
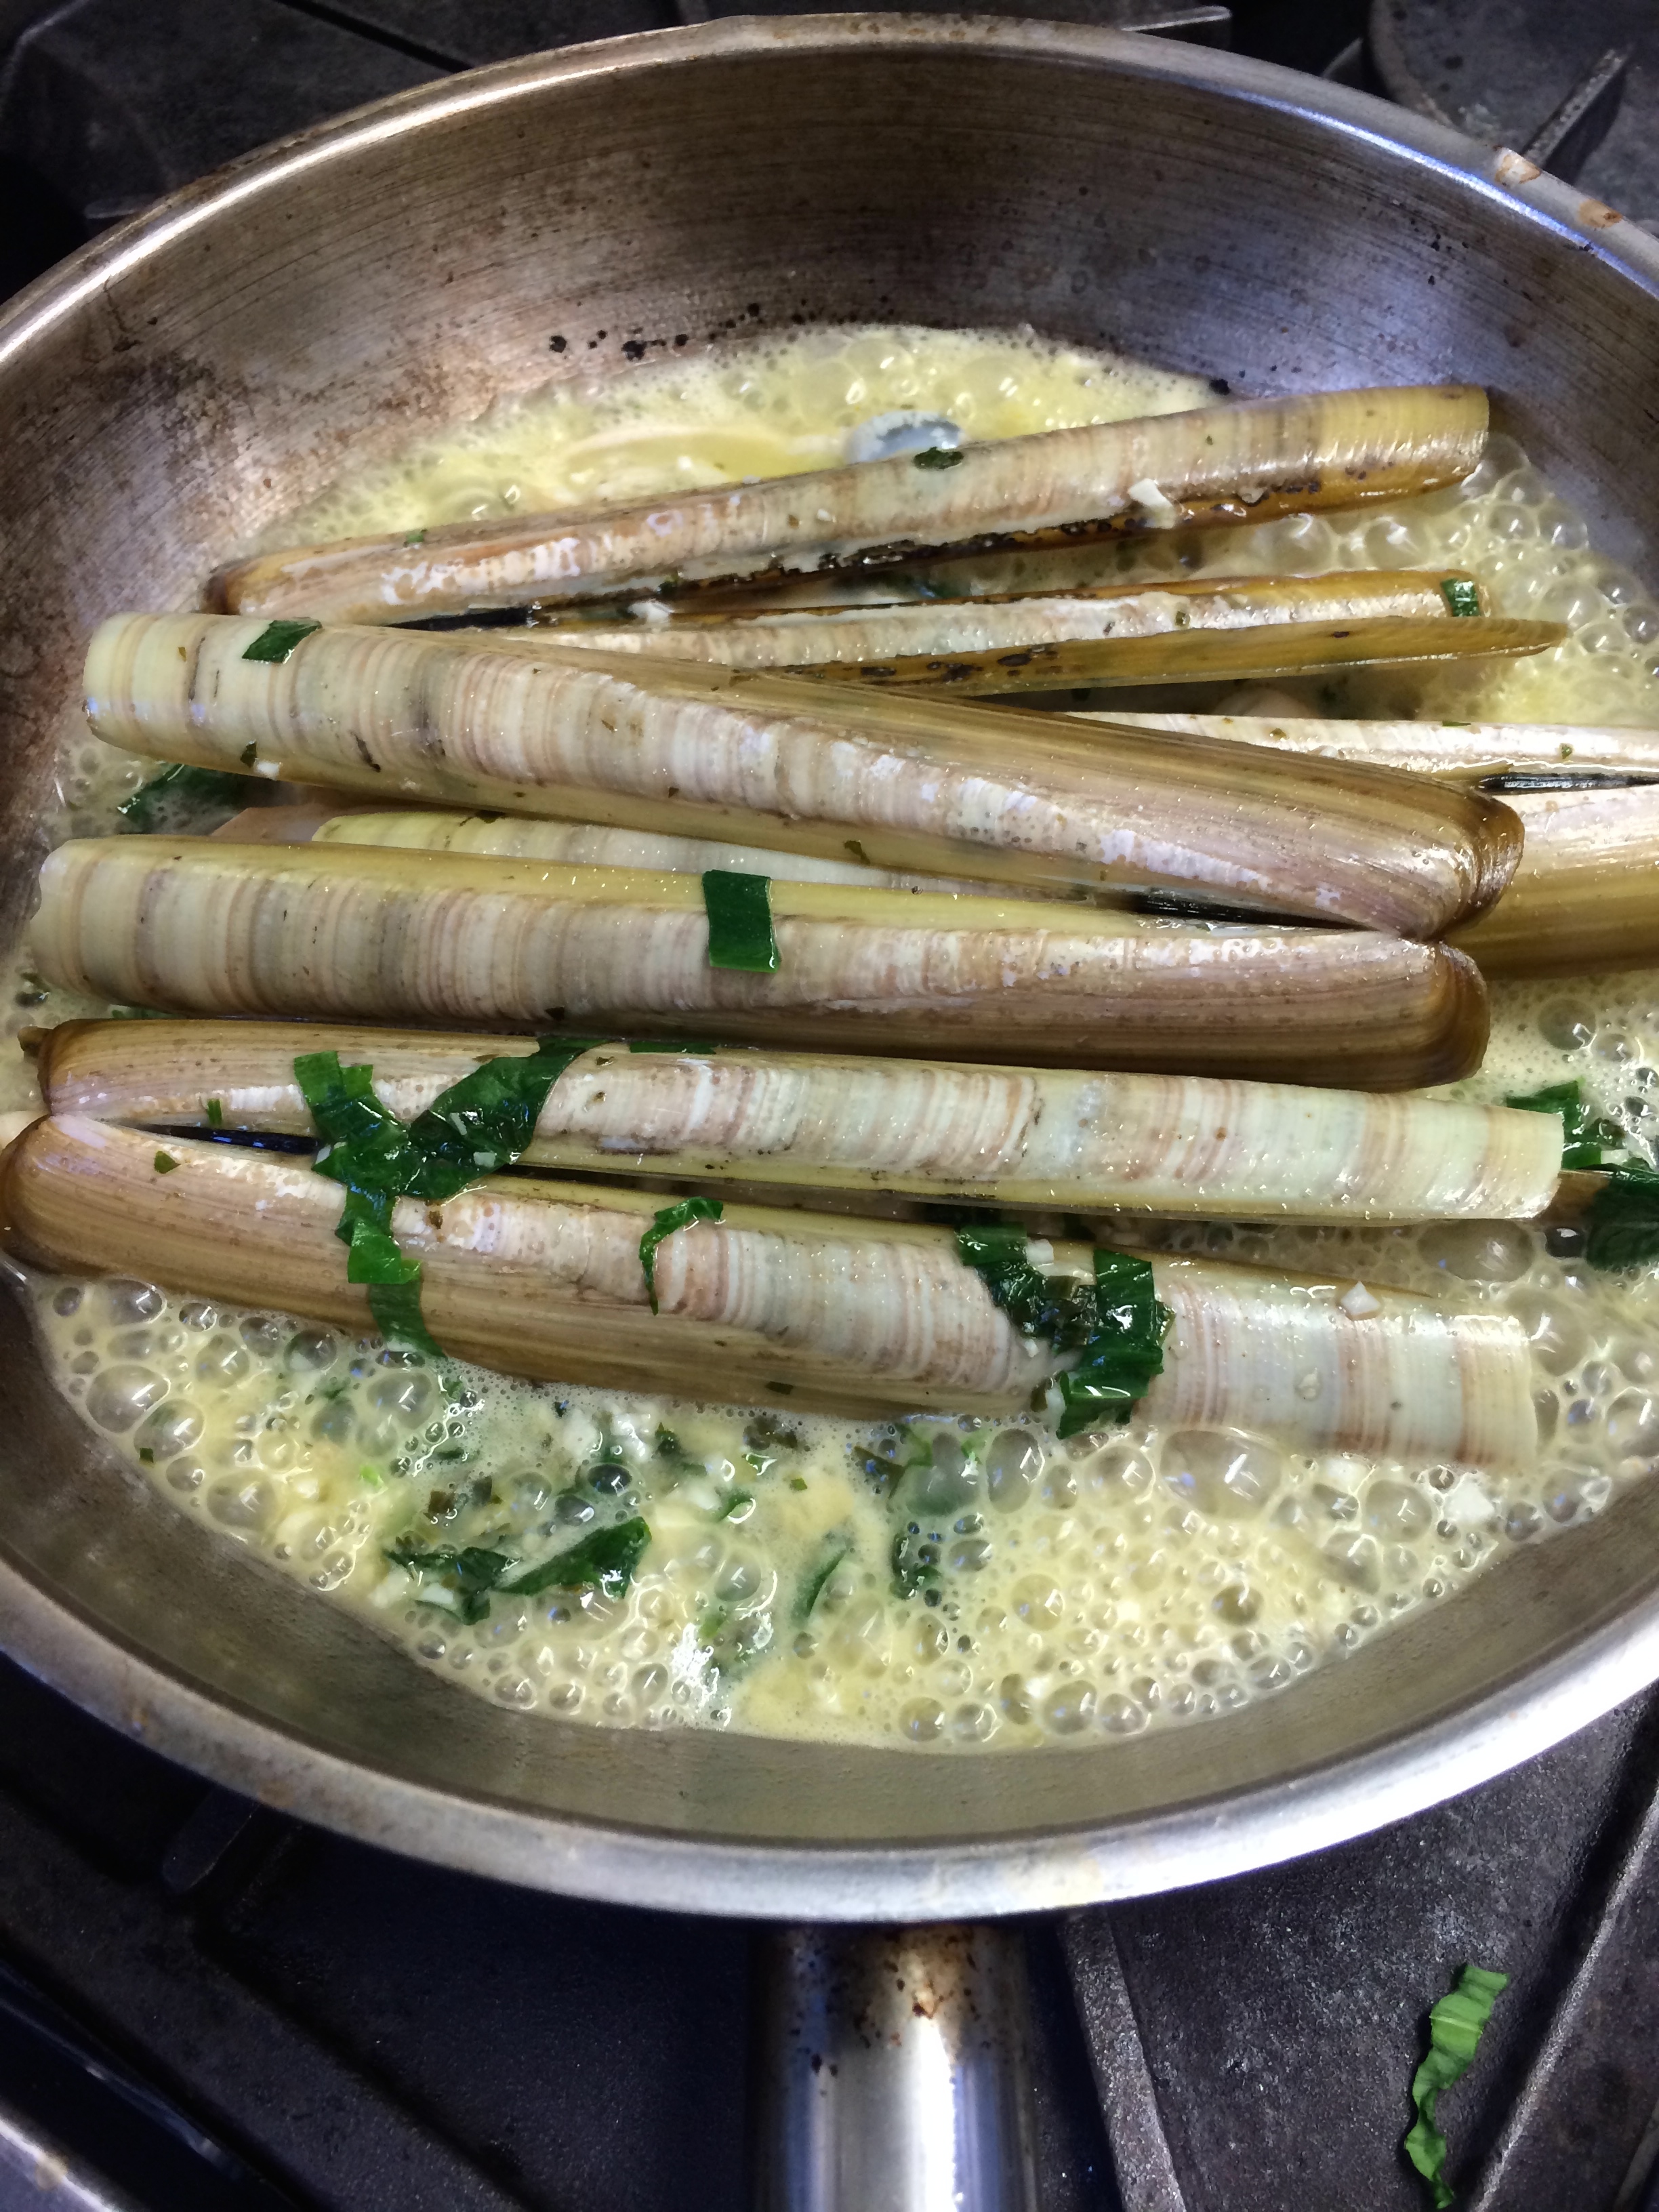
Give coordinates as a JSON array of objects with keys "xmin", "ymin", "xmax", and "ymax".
[{"xmin": 1404, "ymin": 1963, "xmax": 1509, "ymax": 2208}]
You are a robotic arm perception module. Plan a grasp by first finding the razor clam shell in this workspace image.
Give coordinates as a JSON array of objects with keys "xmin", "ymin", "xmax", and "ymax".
[
  {"xmin": 38, "ymin": 1019, "xmax": 1561, "ymax": 1223},
  {"xmin": 497, "ymin": 569, "xmax": 1481, "ymax": 668},
  {"xmin": 0, "ymin": 1115, "xmax": 1535, "ymax": 1462},
  {"xmin": 28, "ymin": 838, "xmax": 1492, "ymax": 1087},
  {"xmin": 207, "ymin": 384, "xmax": 1490, "ymax": 623},
  {"xmin": 84, "ymin": 613, "xmax": 1523, "ymax": 935}
]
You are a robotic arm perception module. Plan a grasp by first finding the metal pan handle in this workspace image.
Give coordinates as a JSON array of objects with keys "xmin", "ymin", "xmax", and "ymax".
[{"xmin": 751, "ymin": 1921, "xmax": 1039, "ymax": 2212}]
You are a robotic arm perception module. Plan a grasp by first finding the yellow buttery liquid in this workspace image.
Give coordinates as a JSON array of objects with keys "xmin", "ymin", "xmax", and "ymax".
[{"xmin": 11, "ymin": 325, "xmax": 1659, "ymax": 1751}]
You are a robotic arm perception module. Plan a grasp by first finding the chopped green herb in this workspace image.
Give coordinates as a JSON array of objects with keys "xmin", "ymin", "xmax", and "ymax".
[
  {"xmin": 638, "ymin": 1195, "xmax": 723, "ymax": 1313},
  {"xmin": 295, "ymin": 1038, "xmax": 596, "ymax": 1353},
  {"xmin": 1504, "ymin": 1079, "xmax": 1624, "ymax": 1170},
  {"xmin": 1404, "ymin": 1964, "xmax": 1509, "ymax": 2208},
  {"xmin": 389, "ymin": 1517, "xmax": 649, "ymax": 1622},
  {"xmin": 912, "ymin": 445, "xmax": 965, "ymax": 470},
  {"xmin": 891, "ymin": 1521, "xmax": 941, "ymax": 1600},
  {"xmin": 716, "ymin": 1489, "xmax": 754, "ymax": 1521},
  {"xmin": 403, "ymin": 528, "xmax": 428, "ymax": 548},
  {"xmin": 205, "ymin": 1097, "xmax": 224, "ymax": 1127},
  {"xmin": 387, "ymin": 1542, "xmax": 513, "ymax": 1624},
  {"xmin": 238, "ymin": 743, "xmax": 258, "ymax": 768},
  {"xmin": 1439, "ymin": 578, "xmax": 1482, "ymax": 619},
  {"xmin": 1586, "ymin": 1162, "xmax": 1659, "ymax": 1270},
  {"xmin": 788, "ymin": 1475, "xmax": 808, "ymax": 1492},
  {"xmin": 855, "ymin": 1425, "xmax": 933, "ymax": 1496},
  {"xmin": 405, "ymin": 1036, "xmax": 602, "ymax": 1185},
  {"xmin": 108, "ymin": 1006, "xmax": 168, "ymax": 1020},
  {"xmin": 117, "ymin": 762, "xmax": 249, "ymax": 833},
  {"xmin": 744, "ymin": 1411, "xmax": 803, "ymax": 1453},
  {"xmin": 242, "ymin": 617, "xmax": 321, "ymax": 663},
  {"xmin": 359, "ymin": 1464, "xmax": 384, "ymax": 1489},
  {"xmin": 501, "ymin": 1517, "xmax": 650, "ymax": 1601},
  {"xmin": 137, "ymin": 1447, "xmax": 154, "ymax": 1463},
  {"xmin": 655, "ymin": 1426, "xmax": 683, "ymax": 1460},
  {"xmin": 1063, "ymin": 1252, "xmax": 1172, "ymax": 1437},
  {"xmin": 153, "ymin": 1149, "xmax": 180, "ymax": 1174},
  {"xmin": 701, "ymin": 869, "xmax": 779, "ymax": 972},
  {"xmin": 955, "ymin": 1227, "xmax": 1169, "ymax": 1439},
  {"xmin": 796, "ymin": 1534, "xmax": 853, "ymax": 1622}
]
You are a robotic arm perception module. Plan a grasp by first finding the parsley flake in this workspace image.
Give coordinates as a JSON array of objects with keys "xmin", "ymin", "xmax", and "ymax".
[
  {"xmin": 702, "ymin": 869, "xmax": 779, "ymax": 972},
  {"xmin": 638, "ymin": 1196, "xmax": 723, "ymax": 1313},
  {"xmin": 242, "ymin": 617, "xmax": 321, "ymax": 663}
]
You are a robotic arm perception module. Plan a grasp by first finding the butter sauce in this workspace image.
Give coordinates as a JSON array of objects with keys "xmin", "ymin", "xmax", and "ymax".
[{"xmin": 10, "ymin": 324, "xmax": 1659, "ymax": 1750}]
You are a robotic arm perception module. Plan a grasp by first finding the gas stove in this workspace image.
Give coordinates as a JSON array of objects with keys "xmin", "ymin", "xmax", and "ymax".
[{"xmin": 2, "ymin": 7, "xmax": 1658, "ymax": 2209}]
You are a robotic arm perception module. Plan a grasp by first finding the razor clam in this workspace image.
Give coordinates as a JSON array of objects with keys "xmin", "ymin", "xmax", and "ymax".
[
  {"xmin": 1087, "ymin": 712, "xmax": 1659, "ymax": 784},
  {"xmin": 796, "ymin": 615, "xmax": 1563, "ymax": 696},
  {"xmin": 207, "ymin": 384, "xmax": 1490, "ymax": 623},
  {"xmin": 85, "ymin": 613, "xmax": 1522, "ymax": 935},
  {"xmin": 0, "ymin": 1115, "xmax": 1536, "ymax": 1463},
  {"xmin": 498, "ymin": 570, "xmax": 1488, "ymax": 668},
  {"xmin": 38, "ymin": 1019, "xmax": 1561, "ymax": 1223},
  {"xmin": 238, "ymin": 800, "xmax": 990, "ymax": 893},
  {"xmin": 1448, "ymin": 785, "xmax": 1659, "ymax": 976},
  {"xmin": 28, "ymin": 838, "xmax": 1490, "ymax": 1087}
]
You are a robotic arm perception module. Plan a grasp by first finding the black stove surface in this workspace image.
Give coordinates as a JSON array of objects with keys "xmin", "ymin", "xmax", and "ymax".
[
  {"xmin": 2, "ymin": 1642, "xmax": 1658, "ymax": 2212},
  {"xmin": 3, "ymin": 5, "xmax": 1658, "ymax": 2207}
]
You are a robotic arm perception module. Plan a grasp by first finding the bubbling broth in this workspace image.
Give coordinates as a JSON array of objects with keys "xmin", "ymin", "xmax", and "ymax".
[{"xmin": 12, "ymin": 325, "xmax": 1659, "ymax": 1750}]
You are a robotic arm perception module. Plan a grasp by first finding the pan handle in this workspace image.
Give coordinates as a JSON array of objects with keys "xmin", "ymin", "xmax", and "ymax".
[{"xmin": 750, "ymin": 1920, "xmax": 1040, "ymax": 2212}]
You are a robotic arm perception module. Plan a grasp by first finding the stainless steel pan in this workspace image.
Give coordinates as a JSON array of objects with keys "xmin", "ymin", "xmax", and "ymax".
[{"xmin": 1, "ymin": 18, "xmax": 1658, "ymax": 1950}]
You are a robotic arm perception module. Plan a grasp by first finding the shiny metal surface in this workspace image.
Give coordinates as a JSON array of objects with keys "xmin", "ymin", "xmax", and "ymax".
[
  {"xmin": 0, "ymin": 2096, "xmax": 142, "ymax": 2212},
  {"xmin": 1, "ymin": 16, "xmax": 1658, "ymax": 1921},
  {"xmin": 752, "ymin": 1923, "xmax": 1038, "ymax": 2212}
]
